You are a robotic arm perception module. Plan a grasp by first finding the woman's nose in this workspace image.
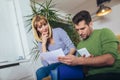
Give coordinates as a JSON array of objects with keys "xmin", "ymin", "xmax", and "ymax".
[{"xmin": 41, "ymin": 25, "xmax": 45, "ymax": 29}]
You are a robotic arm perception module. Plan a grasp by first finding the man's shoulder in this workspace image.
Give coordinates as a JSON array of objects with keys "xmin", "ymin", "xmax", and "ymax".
[
  {"xmin": 96, "ymin": 28, "xmax": 116, "ymax": 40},
  {"xmin": 94, "ymin": 28, "xmax": 112, "ymax": 34},
  {"xmin": 97, "ymin": 28, "xmax": 111, "ymax": 32},
  {"xmin": 100, "ymin": 28, "xmax": 114, "ymax": 35}
]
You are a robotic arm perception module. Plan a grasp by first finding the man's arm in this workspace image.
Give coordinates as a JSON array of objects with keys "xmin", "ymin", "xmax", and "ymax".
[
  {"xmin": 58, "ymin": 53, "xmax": 115, "ymax": 67},
  {"xmin": 78, "ymin": 53, "xmax": 115, "ymax": 66}
]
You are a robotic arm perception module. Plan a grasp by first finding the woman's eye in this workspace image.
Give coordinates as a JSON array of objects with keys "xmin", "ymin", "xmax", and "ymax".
[
  {"xmin": 43, "ymin": 23, "xmax": 47, "ymax": 26},
  {"xmin": 37, "ymin": 26, "xmax": 41, "ymax": 29}
]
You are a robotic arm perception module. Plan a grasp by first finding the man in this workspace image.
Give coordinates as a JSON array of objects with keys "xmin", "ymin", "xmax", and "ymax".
[{"xmin": 58, "ymin": 10, "xmax": 120, "ymax": 80}]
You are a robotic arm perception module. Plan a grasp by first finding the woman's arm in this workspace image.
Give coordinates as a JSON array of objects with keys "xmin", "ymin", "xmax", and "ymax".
[
  {"xmin": 41, "ymin": 43, "xmax": 47, "ymax": 52},
  {"xmin": 57, "ymin": 28, "xmax": 76, "ymax": 55},
  {"xmin": 39, "ymin": 33, "xmax": 49, "ymax": 52},
  {"xmin": 67, "ymin": 48, "xmax": 76, "ymax": 55}
]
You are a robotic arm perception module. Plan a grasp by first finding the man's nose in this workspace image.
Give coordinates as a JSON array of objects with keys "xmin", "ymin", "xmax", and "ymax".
[{"xmin": 79, "ymin": 30, "xmax": 83, "ymax": 35}]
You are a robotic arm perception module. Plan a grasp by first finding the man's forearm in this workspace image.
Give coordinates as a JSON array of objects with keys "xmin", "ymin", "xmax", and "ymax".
[{"xmin": 77, "ymin": 54, "xmax": 115, "ymax": 67}]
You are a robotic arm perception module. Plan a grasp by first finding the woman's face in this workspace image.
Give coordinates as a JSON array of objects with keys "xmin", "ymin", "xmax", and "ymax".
[{"xmin": 36, "ymin": 19, "xmax": 49, "ymax": 36}]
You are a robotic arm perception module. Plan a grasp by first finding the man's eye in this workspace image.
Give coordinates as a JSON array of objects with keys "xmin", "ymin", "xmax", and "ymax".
[
  {"xmin": 81, "ymin": 27, "xmax": 85, "ymax": 30},
  {"xmin": 76, "ymin": 29, "xmax": 79, "ymax": 31}
]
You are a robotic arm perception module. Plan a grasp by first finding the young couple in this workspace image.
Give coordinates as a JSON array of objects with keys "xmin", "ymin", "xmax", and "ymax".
[{"xmin": 32, "ymin": 10, "xmax": 120, "ymax": 80}]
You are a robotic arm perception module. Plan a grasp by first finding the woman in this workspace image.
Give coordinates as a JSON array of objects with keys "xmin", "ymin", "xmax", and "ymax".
[{"xmin": 32, "ymin": 15, "xmax": 76, "ymax": 80}]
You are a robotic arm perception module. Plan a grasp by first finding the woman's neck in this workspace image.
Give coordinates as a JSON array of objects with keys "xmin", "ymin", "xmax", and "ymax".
[{"xmin": 48, "ymin": 37, "xmax": 54, "ymax": 45}]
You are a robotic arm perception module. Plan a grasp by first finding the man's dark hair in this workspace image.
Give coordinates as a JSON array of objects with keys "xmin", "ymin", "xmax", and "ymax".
[{"xmin": 72, "ymin": 10, "xmax": 92, "ymax": 25}]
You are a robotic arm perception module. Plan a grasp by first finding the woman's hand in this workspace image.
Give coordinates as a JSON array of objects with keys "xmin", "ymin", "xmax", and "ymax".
[
  {"xmin": 41, "ymin": 33, "xmax": 49, "ymax": 45},
  {"xmin": 41, "ymin": 33, "xmax": 49, "ymax": 52}
]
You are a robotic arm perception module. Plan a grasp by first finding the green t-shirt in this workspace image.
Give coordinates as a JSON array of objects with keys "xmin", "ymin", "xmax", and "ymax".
[{"xmin": 77, "ymin": 28, "xmax": 120, "ymax": 76}]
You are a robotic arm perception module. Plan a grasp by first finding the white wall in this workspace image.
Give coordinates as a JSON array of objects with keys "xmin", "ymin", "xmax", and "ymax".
[
  {"xmin": 18, "ymin": 0, "xmax": 43, "ymax": 79},
  {"xmin": 0, "ymin": 0, "xmax": 25, "ymax": 62},
  {"xmin": 93, "ymin": 4, "xmax": 120, "ymax": 35},
  {"xmin": 19, "ymin": 0, "xmax": 36, "ymax": 52},
  {"xmin": 18, "ymin": 0, "xmax": 43, "ymax": 70},
  {"xmin": 0, "ymin": 0, "xmax": 38, "ymax": 80}
]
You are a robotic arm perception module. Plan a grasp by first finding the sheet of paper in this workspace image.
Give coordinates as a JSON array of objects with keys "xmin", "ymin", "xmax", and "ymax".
[
  {"xmin": 77, "ymin": 48, "xmax": 90, "ymax": 57},
  {"xmin": 40, "ymin": 48, "xmax": 65, "ymax": 64}
]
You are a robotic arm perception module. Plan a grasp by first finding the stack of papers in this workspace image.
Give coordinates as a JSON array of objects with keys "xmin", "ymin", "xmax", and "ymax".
[
  {"xmin": 40, "ymin": 48, "xmax": 65, "ymax": 65},
  {"xmin": 77, "ymin": 48, "xmax": 90, "ymax": 57}
]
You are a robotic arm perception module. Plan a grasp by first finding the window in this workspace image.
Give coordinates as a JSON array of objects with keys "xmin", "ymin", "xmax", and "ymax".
[{"xmin": 0, "ymin": 0, "xmax": 30, "ymax": 63}]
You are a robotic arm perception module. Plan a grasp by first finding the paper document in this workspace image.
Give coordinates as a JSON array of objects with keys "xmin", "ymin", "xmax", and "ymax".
[
  {"xmin": 77, "ymin": 48, "xmax": 90, "ymax": 57},
  {"xmin": 40, "ymin": 48, "xmax": 65, "ymax": 64}
]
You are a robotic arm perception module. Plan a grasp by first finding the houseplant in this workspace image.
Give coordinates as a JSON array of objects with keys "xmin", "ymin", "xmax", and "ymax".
[{"xmin": 27, "ymin": 0, "xmax": 80, "ymax": 60}]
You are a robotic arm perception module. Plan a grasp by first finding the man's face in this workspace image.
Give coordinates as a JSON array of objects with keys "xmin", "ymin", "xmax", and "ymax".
[{"xmin": 75, "ymin": 20, "xmax": 93, "ymax": 40}]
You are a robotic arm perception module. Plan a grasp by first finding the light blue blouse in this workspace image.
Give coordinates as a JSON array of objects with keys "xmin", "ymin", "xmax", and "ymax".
[{"xmin": 38, "ymin": 28, "xmax": 75, "ymax": 55}]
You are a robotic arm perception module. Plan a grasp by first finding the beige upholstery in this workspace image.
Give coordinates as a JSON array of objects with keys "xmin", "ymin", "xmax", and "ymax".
[
  {"xmin": 117, "ymin": 44, "xmax": 120, "ymax": 54},
  {"xmin": 116, "ymin": 35, "xmax": 120, "ymax": 53},
  {"xmin": 42, "ymin": 76, "xmax": 51, "ymax": 80}
]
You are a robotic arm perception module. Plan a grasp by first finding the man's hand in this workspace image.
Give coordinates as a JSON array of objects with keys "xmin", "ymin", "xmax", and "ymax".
[{"xmin": 58, "ymin": 55, "xmax": 79, "ymax": 66}]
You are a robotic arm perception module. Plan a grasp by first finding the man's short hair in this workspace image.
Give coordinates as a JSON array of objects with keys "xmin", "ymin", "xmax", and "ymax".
[{"xmin": 72, "ymin": 10, "xmax": 92, "ymax": 25}]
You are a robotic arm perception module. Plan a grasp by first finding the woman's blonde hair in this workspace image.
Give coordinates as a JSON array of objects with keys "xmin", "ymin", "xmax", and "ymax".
[{"xmin": 32, "ymin": 15, "xmax": 52, "ymax": 42}]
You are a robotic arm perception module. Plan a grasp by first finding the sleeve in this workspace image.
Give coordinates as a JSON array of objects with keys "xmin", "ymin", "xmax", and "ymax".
[
  {"xmin": 38, "ymin": 42, "xmax": 42, "ymax": 53},
  {"xmin": 100, "ymin": 28, "xmax": 119, "ymax": 58},
  {"xmin": 57, "ymin": 28, "xmax": 75, "ymax": 49}
]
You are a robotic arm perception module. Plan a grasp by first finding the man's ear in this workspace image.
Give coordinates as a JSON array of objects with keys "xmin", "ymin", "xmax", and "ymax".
[{"xmin": 89, "ymin": 21, "xmax": 93, "ymax": 27}]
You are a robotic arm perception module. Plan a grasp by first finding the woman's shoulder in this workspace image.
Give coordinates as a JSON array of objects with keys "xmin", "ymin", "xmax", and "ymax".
[
  {"xmin": 53, "ymin": 27, "xmax": 63, "ymax": 31},
  {"xmin": 53, "ymin": 27, "xmax": 65, "ymax": 33}
]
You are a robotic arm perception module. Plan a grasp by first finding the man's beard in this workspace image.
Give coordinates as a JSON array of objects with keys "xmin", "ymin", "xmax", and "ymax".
[{"xmin": 80, "ymin": 35, "xmax": 89, "ymax": 40}]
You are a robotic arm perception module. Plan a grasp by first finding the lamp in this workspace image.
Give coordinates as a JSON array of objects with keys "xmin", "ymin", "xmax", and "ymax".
[
  {"xmin": 96, "ymin": 4, "xmax": 112, "ymax": 16},
  {"xmin": 96, "ymin": 0, "xmax": 112, "ymax": 16}
]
